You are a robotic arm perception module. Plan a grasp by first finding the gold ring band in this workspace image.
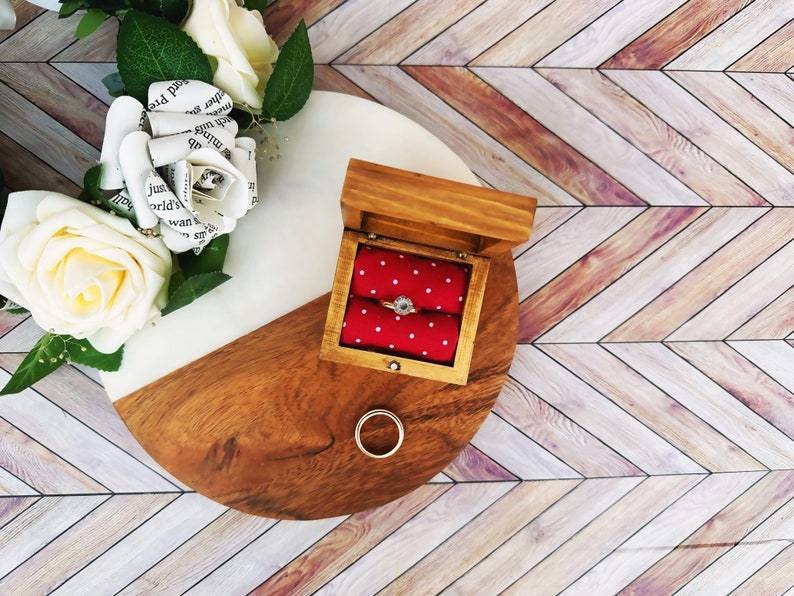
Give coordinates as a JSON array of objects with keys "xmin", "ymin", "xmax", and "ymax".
[
  {"xmin": 355, "ymin": 409, "xmax": 404, "ymax": 458},
  {"xmin": 379, "ymin": 295, "xmax": 417, "ymax": 315}
]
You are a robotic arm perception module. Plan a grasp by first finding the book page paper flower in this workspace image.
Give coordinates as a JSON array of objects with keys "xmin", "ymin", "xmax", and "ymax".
[{"xmin": 98, "ymin": 80, "xmax": 258, "ymax": 253}]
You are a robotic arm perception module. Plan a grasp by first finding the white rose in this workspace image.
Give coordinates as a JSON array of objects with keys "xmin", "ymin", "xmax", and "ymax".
[
  {"xmin": 0, "ymin": 191, "xmax": 172, "ymax": 353},
  {"xmin": 182, "ymin": 0, "xmax": 279, "ymax": 111},
  {"xmin": 0, "ymin": 0, "xmax": 15, "ymax": 30}
]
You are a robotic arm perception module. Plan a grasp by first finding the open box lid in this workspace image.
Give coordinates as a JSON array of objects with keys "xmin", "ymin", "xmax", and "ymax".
[{"xmin": 341, "ymin": 159, "xmax": 537, "ymax": 257}]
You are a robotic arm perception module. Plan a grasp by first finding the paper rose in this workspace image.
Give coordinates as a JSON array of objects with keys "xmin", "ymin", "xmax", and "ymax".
[
  {"xmin": 0, "ymin": 191, "xmax": 172, "ymax": 353},
  {"xmin": 182, "ymin": 0, "xmax": 279, "ymax": 111},
  {"xmin": 98, "ymin": 80, "xmax": 259, "ymax": 253}
]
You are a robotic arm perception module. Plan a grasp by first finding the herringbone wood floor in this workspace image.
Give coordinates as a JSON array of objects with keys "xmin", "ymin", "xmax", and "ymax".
[{"xmin": 2, "ymin": 0, "xmax": 794, "ymax": 594}]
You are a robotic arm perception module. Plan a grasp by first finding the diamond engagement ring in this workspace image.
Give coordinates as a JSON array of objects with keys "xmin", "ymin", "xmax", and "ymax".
[{"xmin": 380, "ymin": 295, "xmax": 416, "ymax": 315}]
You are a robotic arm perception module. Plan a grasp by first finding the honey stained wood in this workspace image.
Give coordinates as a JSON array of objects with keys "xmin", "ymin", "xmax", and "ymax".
[
  {"xmin": 340, "ymin": 159, "xmax": 536, "ymax": 256},
  {"xmin": 114, "ymin": 252, "xmax": 518, "ymax": 519}
]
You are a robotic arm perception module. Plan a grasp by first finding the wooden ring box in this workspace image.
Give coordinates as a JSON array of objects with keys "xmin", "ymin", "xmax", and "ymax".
[{"xmin": 320, "ymin": 159, "xmax": 537, "ymax": 384}]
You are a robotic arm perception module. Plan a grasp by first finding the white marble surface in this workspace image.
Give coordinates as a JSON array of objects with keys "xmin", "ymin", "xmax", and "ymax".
[{"xmin": 101, "ymin": 91, "xmax": 478, "ymax": 400}]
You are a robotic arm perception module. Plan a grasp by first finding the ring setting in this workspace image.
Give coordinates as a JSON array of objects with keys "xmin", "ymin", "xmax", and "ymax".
[{"xmin": 380, "ymin": 295, "xmax": 416, "ymax": 315}]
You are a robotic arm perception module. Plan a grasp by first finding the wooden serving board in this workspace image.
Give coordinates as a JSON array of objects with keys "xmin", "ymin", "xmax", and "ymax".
[{"xmin": 114, "ymin": 252, "xmax": 518, "ymax": 520}]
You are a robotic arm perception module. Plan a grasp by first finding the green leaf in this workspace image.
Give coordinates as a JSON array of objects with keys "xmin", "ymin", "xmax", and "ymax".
[
  {"xmin": 0, "ymin": 331, "xmax": 126, "ymax": 395},
  {"xmin": 162, "ymin": 271, "xmax": 230, "ymax": 316},
  {"xmin": 101, "ymin": 71, "xmax": 125, "ymax": 97},
  {"xmin": 75, "ymin": 9, "xmax": 107, "ymax": 38},
  {"xmin": 167, "ymin": 269, "xmax": 186, "ymax": 299},
  {"xmin": 116, "ymin": 10, "xmax": 213, "ymax": 104},
  {"xmin": 0, "ymin": 296, "xmax": 28, "ymax": 314},
  {"xmin": 243, "ymin": 0, "xmax": 266, "ymax": 12},
  {"xmin": 82, "ymin": 163, "xmax": 103, "ymax": 203},
  {"xmin": 177, "ymin": 234, "xmax": 229, "ymax": 278},
  {"xmin": 66, "ymin": 337, "xmax": 123, "ymax": 371},
  {"xmin": 261, "ymin": 19, "xmax": 313, "ymax": 122},
  {"xmin": 160, "ymin": 0, "xmax": 189, "ymax": 24},
  {"xmin": 58, "ymin": 0, "xmax": 82, "ymax": 18},
  {"xmin": 0, "ymin": 333, "xmax": 66, "ymax": 395}
]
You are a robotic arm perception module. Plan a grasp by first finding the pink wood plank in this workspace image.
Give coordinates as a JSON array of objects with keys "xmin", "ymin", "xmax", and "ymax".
[
  {"xmin": 729, "ymin": 340, "xmax": 794, "ymax": 397},
  {"xmin": 511, "ymin": 206, "xmax": 581, "ymax": 257},
  {"xmin": 512, "ymin": 346, "xmax": 706, "ymax": 475},
  {"xmin": 472, "ymin": 0, "xmax": 621, "ymax": 67},
  {"xmin": 606, "ymin": 343, "xmax": 794, "ymax": 469},
  {"xmin": 519, "ymin": 207, "xmax": 706, "ymax": 342},
  {"xmin": 0, "ymin": 418, "xmax": 107, "ymax": 494},
  {"xmin": 405, "ymin": 65, "xmax": 644, "ymax": 206},
  {"xmin": 313, "ymin": 64, "xmax": 376, "ymax": 101},
  {"xmin": 443, "ymin": 444, "xmax": 519, "ymax": 482},
  {"xmin": 602, "ymin": 0, "xmax": 753, "ymax": 69},
  {"xmin": 541, "ymin": 68, "xmax": 768, "ymax": 206},
  {"xmin": 339, "ymin": 0, "xmax": 483, "ymax": 64},
  {"xmin": 470, "ymin": 413, "xmax": 581, "ymax": 479},
  {"xmin": 669, "ymin": 71, "xmax": 794, "ymax": 175},
  {"xmin": 334, "ymin": 64, "xmax": 580, "ymax": 205},
  {"xmin": 669, "ymin": 341, "xmax": 794, "ymax": 439},
  {"xmin": 729, "ymin": 285, "xmax": 794, "ymax": 339},
  {"xmin": 729, "ymin": 72, "xmax": 794, "ymax": 127},
  {"xmin": 316, "ymin": 482, "xmax": 514, "ymax": 594},
  {"xmin": 494, "ymin": 377, "xmax": 643, "ymax": 477},
  {"xmin": 605, "ymin": 69, "xmax": 794, "ymax": 205},
  {"xmin": 535, "ymin": 0, "xmax": 688, "ymax": 68},
  {"xmin": 505, "ymin": 475, "xmax": 705, "ymax": 595},
  {"xmin": 606, "ymin": 208, "xmax": 794, "ymax": 341},
  {"xmin": 0, "ymin": 63, "xmax": 107, "ymax": 149},
  {"xmin": 0, "ymin": 494, "xmax": 178, "ymax": 595},
  {"xmin": 120, "ymin": 509, "xmax": 278, "ymax": 595},
  {"xmin": 445, "ymin": 477, "xmax": 643, "ymax": 593},
  {"xmin": 306, "ymin": 0, "xmax": 415, "ymax": 63},
  {"xmin": 540, "ymin": 343, "xmax": 764, "ymax": 472},
  {"xmin": 731, "ymin": 543, "xmax": 794, "ymax": 596},
  {"xmin": 516, "ymin": 206, "xmax": 643, "ymax": 302},
  {"xmin": 380, "ymin": 480, "xmax": 581, "ymax": 595},
  {"xmin": 0, "ymin": 495, "xmax": 110, "ymax": 578},
  {"xmin": 474, "ymin": 67, "xmax": 705, "ymax": 205},
  {"xmin": 666, "ymin": 0, "xmax": 794, "ymax": 70},
  {"xmin": 541, "ymin": 208, "xmax": 766, "ymax": 342},
  {"xmin": 667, "ymin": 235, "xmax": 794, "ymax": 340},
  {"xmin": 564, "ymin": 472, "xmax": 766, "ymax": 594},
  {"xmin": 402, "ymin": 0, "xmax": 553, "ymax": 65},
  {"xmin": 263, "ymin": 0, "xmax": 346, "ymax": 45},
  {"xmin": 729, "ymin": 19, "xmax": 794, "ymax": 71}
]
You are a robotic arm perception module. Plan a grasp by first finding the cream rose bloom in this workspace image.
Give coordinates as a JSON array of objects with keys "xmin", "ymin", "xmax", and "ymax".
[
  {"xmin": 0, "ymin": 191, "xmax": 172, "ymax": 353},
  {"xmin": 182, "ymin": 0, "xmax": 279, "ymax": 111}
]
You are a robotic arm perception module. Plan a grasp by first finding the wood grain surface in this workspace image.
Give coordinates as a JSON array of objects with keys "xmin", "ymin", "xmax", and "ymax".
[{"xmin": 115, "ymin": 252, "xmax": 517, "ymax": 519}]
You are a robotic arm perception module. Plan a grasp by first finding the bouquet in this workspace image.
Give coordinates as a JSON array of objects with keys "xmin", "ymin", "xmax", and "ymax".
[{"xmin": 0, "ymin": 0, "xmax": 313, "ymax": 394}]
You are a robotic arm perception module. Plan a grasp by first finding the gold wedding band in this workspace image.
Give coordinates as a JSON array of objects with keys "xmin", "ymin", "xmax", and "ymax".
[
  {"xmin": 380, "ymin": 295, "xmax": 416, "ymax": 315},
  {"xmin": 355, "ymin": 409, "xmax": 404, "ymax": 458}
]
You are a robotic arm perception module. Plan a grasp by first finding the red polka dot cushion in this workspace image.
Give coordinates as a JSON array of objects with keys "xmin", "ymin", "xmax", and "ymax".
[
  {"xmin": 341, "ymin": 246, "xmax": 469, "ymax": 363},
  {"xmin": 350, "ymin": 245, "xmax": 468, "ymax": 314},
  {"xmin": 341, "ymin": 297, "xmax": 460, "ymax": 362}
]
